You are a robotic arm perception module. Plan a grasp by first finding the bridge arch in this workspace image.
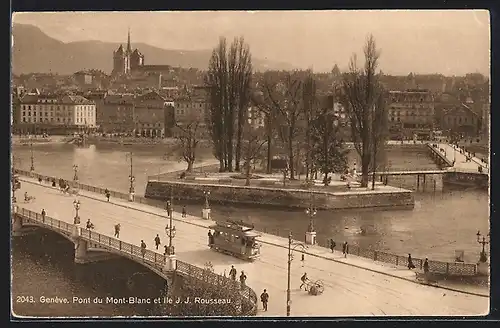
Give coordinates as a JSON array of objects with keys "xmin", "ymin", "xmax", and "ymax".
[{"xmin": 16, "ymin": 221, "xmax": 77, "ymax": 245}]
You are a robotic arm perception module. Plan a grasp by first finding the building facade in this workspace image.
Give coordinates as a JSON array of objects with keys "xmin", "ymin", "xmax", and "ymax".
[
  {"xmin": 387, "ymin": 90, "xmax": 434, "ymax": 139},
  {"xmin": 173, "ymin": 95, "xmax": 209, "ymax": 139},
  {"xmin": 99, "ymin": 94, "xmax": 135, "ymax": 134},
  {"xmin": 133, "ymin": 90, "xmax": 170, "ymax": 137},
  {"xmin": 441, "ymin": 103, "xmax": 480, "ymax": 137},
  {"xmin": 16, "ymin": 94, "xmax": 96, "ymax": 135}
]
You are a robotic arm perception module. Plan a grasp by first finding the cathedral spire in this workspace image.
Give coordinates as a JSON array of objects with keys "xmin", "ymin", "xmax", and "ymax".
[{"xmin": 127, "ymin": 27, "xmax": 131, "ymax": 53}]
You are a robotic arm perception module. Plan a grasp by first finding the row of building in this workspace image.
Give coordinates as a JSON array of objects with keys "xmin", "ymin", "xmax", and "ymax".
[{"xmin": 11, "ymin": 87, "xmax": 489, "ymax": 140}]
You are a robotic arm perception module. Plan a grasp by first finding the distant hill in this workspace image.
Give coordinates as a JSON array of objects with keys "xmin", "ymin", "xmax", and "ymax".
[{"xmin": 11, "ymin": 23, "xmax": 296, "ymax": 75}]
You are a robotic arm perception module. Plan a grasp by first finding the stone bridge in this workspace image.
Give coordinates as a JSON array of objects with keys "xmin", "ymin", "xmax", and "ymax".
[{"xmin": 11, "ymin": 206, "xmax": 258, "ymax": 316}]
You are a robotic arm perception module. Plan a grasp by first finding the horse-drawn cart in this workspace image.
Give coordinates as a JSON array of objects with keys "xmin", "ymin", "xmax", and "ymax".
[{"xmin": 305, "ymin": 279, "xmax": 325, "ymax": 295}]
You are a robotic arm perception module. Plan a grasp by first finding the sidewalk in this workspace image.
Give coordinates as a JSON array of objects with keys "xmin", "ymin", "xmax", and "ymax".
[{"xmin": 18, "ymin": 176, "xmax": 488, "ymax": 298}]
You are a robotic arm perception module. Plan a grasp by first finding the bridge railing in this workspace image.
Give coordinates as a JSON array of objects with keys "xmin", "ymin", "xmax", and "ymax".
[
  {"xmin": 255, "ymin": 225, "xmax": 477, "ymax": 277},
  {"xmin": 317, "ymin": 241, "xmax": 477, "ymax": 276},
  {"xmin": 13, "ymin": 206, "xmax": 258, "ymax": 316},
  {"xmin": 427, "ymin": 143, "xmax": 453, "ymax": 167}
]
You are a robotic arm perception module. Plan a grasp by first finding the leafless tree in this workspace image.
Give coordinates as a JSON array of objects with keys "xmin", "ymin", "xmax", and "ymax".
[
  {"xmin": 241, "ymin": 125, "xmax": 267, "ymax": 186},
  {"xmin": 258, "ymin": 71, "xmax": 305, "ymax": 180},
  {"xmin": 172, "ymin": 112, "xmax": 203, "ymax": 173},
  {"xmin": 339, "ymin": 34, "xmax": 387, "ymax": 188},
  {"xmin": 250, "ymin": 88, "xmax": 278, "ymax": 174},
  {"xmin": 302, "ymin": 72, "xmax": 317, "ymax": 180},
  {"xmin": 205, "ymin": 37, "xmax": 253, "ymax": 173},
  {"xmin": 205, "ymin": 38, "xmax": 227, "ymax": 172},
  {"xmin": 233, "ymin": 37, "xmax": 253, "ymax": 172}
]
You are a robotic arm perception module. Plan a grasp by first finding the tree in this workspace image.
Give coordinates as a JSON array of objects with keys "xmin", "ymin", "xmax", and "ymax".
[
  {"xmin": 241, "ymin": 125, "xmax": 267, "ymax": 186},
  {"xmin": 205, "ymin": 37, "xmax": 253, "ymax": 173},
  {"xmin": 233, "ymin": 38, "xmax": 253, "ymax": 172},
  {"xmin": 172, "ymin": 111, "xmax": 202, "ymax": 172},
  {"xmin": 259, "ymin": 71, "xmax": 305, "ymax": 180},
  {"xmin": 310, "ymin": 108, "xmax": 349, "ymax": 186},
  {"xmin": 339, "ymin": 34, "xmax": 387, "ymax": 188},
  {"xmin": 205, "ymin": 38, "xmax": 228, "ymax": 172},
  {"xmin": 251, "ymin": 89, "xmax": 279, "ymax": 174},
  {"xmin": 302, "ymin": 72, "xmax": 317, "ymax": 181}
]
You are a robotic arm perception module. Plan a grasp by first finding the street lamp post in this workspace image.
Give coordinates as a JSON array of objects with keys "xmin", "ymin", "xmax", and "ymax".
[
  {"xmin": 126, "ymin": 152, "xmax": 135, "ymax": 201},
  {"xmin": 73, "ymin": 164, "xmax": 79, "ymax": 181},
  {"xmin": 29, "ymin": 136, "xmax": 35, "ymax": 172},
  {"xmin": 476, "ymin": 231, "xmax": 490, "ymax": 263},
  {"xmin": 304, "ymin": 193, "xmax": 317, "ymax": 245},
  {"xmin": 166, "ymin": 187, "xmax": 176, "ymax": 255},
  {"xmin": 73, "ymin": 199, "xmax": 81, "ymax": 224},
  {"xmin": 202, "ymin": 190, "xmax": 211, "ymax": 220},
  {"xmin": 286, "ymin": 233, "xmax": 307, "ymax": 316}
]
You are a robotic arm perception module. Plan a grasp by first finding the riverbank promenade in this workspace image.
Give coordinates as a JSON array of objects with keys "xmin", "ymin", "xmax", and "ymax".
[{"xmin": 13, "ymin": 177, "xmax": 488, "ymax": 316}]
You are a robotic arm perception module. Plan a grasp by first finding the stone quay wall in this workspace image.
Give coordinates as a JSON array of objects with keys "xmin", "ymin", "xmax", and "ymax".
[{"xmin": 145, "ymin": 181, "xmax": 415, "ymax": 210}]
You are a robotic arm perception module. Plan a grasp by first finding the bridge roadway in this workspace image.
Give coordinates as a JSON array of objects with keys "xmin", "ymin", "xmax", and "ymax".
[
  {"xmin": 16, "ymin": 179, "xmax": 487, "ymax": 316},
  {"xmin": 436, "ymin": 143, "xmax": 488, "ymax": 172}
]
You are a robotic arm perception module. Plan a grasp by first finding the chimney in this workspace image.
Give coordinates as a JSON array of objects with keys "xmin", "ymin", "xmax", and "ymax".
[{"xmin": 158, "ymin": 74, "xmax": 162, "ymax": 90}]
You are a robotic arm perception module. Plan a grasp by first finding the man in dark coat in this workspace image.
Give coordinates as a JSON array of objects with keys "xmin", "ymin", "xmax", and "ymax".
[
  {"xmin": 229, "ymin": 265, "xmax": 237, "ymax": 281},
  {"xmin": 260, "ymin": 289, "xmax": 269, "ymax": 311},
  {"xmin": 140, "ymin": 240, "xmax": 147, "ymax": 258},
  {"xmin": 330, "ymin": 239, "xmax": 336, "ymax": 253},
  {"xmin": 154, "ymin": 234, "xmax": 161, "ymax": 250},
  {"xmin": 407, "ymin": 253, "xmax": 416, "ymax": 269}
]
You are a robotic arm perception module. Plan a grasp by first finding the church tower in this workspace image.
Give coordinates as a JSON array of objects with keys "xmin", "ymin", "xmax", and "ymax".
[{"xmin": 112, "ymin": 29, "xmax": 132, "ymax": 76}]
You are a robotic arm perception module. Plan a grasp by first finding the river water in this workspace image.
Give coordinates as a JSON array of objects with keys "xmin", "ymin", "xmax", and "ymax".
[{"xmin": 11, "ymin": 142, "xmax": 489, "ymax": 317}]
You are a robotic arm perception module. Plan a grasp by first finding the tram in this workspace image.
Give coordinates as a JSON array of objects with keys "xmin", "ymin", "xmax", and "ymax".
[{"xmin": 208, "ymin": 220, "xmax": 261, "ymax": 260}]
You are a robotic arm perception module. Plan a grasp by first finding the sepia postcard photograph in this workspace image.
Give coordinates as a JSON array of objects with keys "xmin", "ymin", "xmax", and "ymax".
[{"xmin": 10, "ymin": 10, "xmax": 490, "ymax": 318}]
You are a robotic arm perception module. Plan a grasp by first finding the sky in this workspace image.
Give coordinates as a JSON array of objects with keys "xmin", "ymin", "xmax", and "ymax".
[{"xmin": 12, "ymin": 10, "xmax": 490, "ymax": 76}]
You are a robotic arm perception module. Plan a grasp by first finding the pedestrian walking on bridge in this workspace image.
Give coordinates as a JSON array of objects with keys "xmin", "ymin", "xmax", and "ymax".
[
  {"xmin": 330, "ymin": 239, "xmax": 336, "ymax": 253},
  {"xmin": 229, "ymin": 265, "xmax": 237, "ymax": 281},
  {"xmin": 41, "ymin": 209, "xmax": 46, "ymax": 223},
  {"xmin": 140, "ymin": 240, "xmax": 147, "ymax": 258},
  {"xmin": 86, "ymin": 219, "xmax": 94, "ymax": 230},
  {"xmin": 105, "ymin": 188, "xmax": 110, "ymax": 202},
  {"xmin": 260, "ymin": 289, "xmax": 269, "ymax": 311},
  {"xmin": 114, "ymin": 223, "xmax": 121, "ymax": 238},
  {"xmin": 423, "ymin": 258, "xmax": 429, "ymax": 275},
  {"xmin": 182, "ymin": 206, "xmax": 187, "ymax": 218},
  {"xmin": 407, "ymin": 253, "xmax": 416, "ymax": 269},
  {"xmin": 154, "ymin": 234, "xmax": 161, "ymax": 250},
  {"xmin": 239, "ymin": 271, "xmax": 247, "ymax": 287},
  {"xmin": 342, "ymin": 241, "xmax": 349, "ymax": 258}
]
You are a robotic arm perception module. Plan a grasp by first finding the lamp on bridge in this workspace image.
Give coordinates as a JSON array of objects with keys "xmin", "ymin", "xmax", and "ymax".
[
  {"xmin": 304, "ymin": 194, "xmax": 317, "ymax": 245},
  {"xmin": 126, "ymin": 152, "xmax": 135, "ymax": 201},
  {"xmin": 165, "ymin": 201, "xmax": 177, "ymax": 255},
  {"xmin": 202, "ymin": 190, "xmax": 211, "ymax": 220},
  {"xmin": 29, "ymin": 135, "xmax": 35, "ymax": 172},
  {"xmin": 286, "ymin": 233, "xmax": 307, "ymax": 316},
  {"xmin": 73, "ymin": 164, "xmax": 79, "ymax": 181},
  {"xmin": 476, "ymin": 230, "xmax": 490, "ymax": 263},
  {"xmin": 73, "ymin": 199, "xmax": 81, "ymax": 224}
]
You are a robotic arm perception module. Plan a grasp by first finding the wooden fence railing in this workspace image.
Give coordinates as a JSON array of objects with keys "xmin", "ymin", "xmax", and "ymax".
[{"xmin": 13, "ymin": 206, "xmax": 258, "ymax": 316}]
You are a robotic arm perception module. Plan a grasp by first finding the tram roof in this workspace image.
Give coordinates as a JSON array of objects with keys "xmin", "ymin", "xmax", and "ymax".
[{"xmin": 210, "ymin": 220, "xmax": 261, "ymax": 237}]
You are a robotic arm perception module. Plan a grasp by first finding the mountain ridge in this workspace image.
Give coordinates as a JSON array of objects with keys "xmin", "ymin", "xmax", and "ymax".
[{"xmin": 12, "ymin": 23, "xmax": 297, "ymax": 75}]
